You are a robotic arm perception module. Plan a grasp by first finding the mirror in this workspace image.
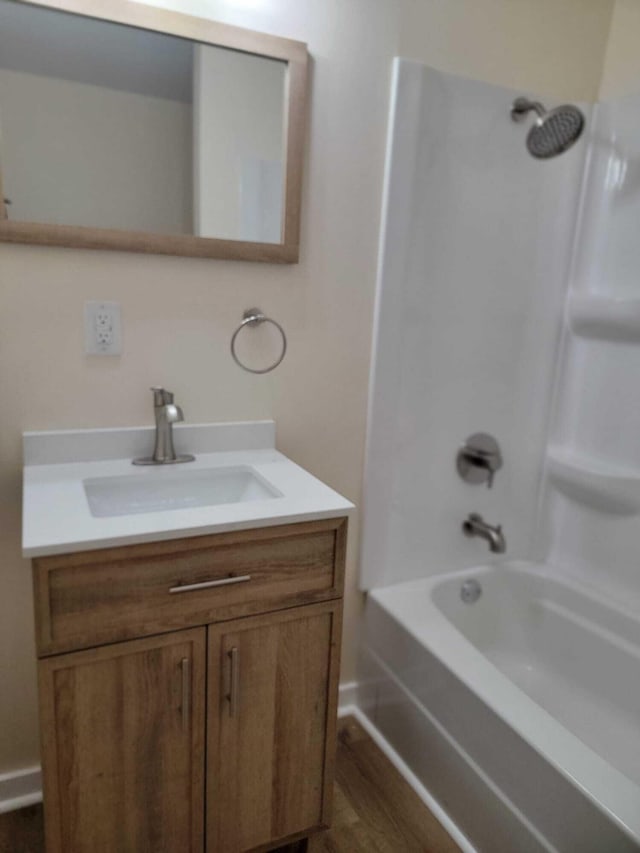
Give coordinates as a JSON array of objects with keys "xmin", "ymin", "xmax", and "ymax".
[{"xmin": 0, "ymin": 0, "xmax": 308, "ymax": 262}]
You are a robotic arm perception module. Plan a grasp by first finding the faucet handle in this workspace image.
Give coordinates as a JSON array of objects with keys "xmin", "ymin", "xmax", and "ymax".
[
  {"xmin": 150, "ymin": 387, "xmax": 174, "ymax": 406},
  {"xmin": 457, "ymin": 433, "xmax": 503, "ymax": 489}
]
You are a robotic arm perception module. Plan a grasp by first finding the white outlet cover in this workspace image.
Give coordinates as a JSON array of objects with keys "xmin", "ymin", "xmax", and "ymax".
[{"xmin": 84, "ymin": 301, "xmax": 122, "ymax": 356}]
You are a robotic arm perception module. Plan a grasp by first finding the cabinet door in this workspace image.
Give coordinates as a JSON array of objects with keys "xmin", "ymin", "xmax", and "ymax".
[
  {"xmin": 38, "ymin": 628, "xmax": 206, "ymax": 853},
  {"xmin": 207, "ymin": 601, "xmax": 342, "ymax": 852}
]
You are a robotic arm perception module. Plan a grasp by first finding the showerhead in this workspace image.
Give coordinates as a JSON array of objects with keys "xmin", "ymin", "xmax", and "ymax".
[{"xmin": 511, "ymin": 97, "xmax": 585, "ymax": 159}]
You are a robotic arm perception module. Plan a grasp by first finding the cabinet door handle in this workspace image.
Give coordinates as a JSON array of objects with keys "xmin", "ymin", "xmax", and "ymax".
[
  {"xmin": 181, "ymin": 657, "xmax": 191, "ymax": 732},
  {"xmin": 169, "ymin": 574, "xmax": 251, "ymax": 594},
  {"xmin": 227, "ymin": 647, "xmax": 239, "ymax": 718}
]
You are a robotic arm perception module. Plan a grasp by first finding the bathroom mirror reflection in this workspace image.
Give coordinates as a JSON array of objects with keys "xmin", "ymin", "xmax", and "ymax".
[{"xmin": 0, "ymin": 0, "xmax": 308, "ymax": 262}]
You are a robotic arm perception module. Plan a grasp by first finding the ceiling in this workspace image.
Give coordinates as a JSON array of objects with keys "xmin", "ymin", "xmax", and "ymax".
[{"xmin": 0, "ymin": 0, "xmax": 194, "ymax": 102}]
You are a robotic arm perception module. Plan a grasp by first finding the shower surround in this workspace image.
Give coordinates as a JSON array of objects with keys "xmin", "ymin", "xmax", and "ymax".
[
  {"xmin": 359, "ymin": 60, "xmax": 640, "ymax": 851},
  {"xmin": 362, "ymin": 61, "xmax": 587, "ymax": 590}
]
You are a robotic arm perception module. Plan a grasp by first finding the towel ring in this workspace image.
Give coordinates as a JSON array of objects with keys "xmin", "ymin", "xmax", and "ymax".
[{"xmin": 230, "ymin": 308, "xmax": 287, "ymax": 374}]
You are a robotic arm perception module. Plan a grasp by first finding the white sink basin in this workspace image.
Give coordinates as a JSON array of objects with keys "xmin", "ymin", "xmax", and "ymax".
[
  {"xmin": 23, "ymin": 422, "xmax": 355, "ymax": 557},
  {"xmin": 84, "ymin": 465, "xmax": 282, "ymax": 518}
]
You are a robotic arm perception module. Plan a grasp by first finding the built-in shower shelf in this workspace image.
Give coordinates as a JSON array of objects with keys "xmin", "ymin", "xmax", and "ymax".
[
  {"xmin": 569, "ymin": 294, "xmax": 640, "ymax": 342},
  {"xmin": 548, "ymin": 446, "xmax": 640, "ymax": 515}
]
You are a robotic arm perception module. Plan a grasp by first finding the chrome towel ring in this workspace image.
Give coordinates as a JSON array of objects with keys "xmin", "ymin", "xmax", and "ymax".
[{"xmin": 230, "ymin": 308, "xmax": 287, "ymax": 374}]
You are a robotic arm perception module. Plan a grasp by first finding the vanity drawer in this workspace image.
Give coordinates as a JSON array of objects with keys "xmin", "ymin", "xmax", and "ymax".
[{"xmin": 33, "ymin": 517, "xmax": 347, "ymax": 656}]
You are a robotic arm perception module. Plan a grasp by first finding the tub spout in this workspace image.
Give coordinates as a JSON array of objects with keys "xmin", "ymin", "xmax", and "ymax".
[{"xmin": 462, "ymin": 513, "xmax": 506, "ymax": 554}]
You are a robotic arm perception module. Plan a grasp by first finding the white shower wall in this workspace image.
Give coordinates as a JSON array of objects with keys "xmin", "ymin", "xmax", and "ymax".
[
  {"xmin": 361, "ymin": 61, "xmax": 589, "ymax": 589},
  {"xmin": 543, "ymin": 89, "xmax": 640, "ymax": 607}
]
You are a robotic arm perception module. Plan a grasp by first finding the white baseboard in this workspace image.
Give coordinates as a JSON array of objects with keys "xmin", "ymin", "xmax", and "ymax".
[
  {"xmin": 0, "ymin": 766, "xmax": 42, "ymax": 814},
  {"xmin": 336, "ymin": 678, "xmax": 476, "ymax": 853},
  {"xmin": 338, "ymin": 680, "xmax": 358, "ymax": 716},
  {"xmin": 345, "ymin": 705, "xmax": 477, "ymax": 853}
]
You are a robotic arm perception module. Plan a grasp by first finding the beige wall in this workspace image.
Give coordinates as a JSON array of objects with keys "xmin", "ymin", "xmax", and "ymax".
[
  {"xmin": 194, "ymin": 46, "xmax": 285, "ymax": 241},
  {"xmin": 599, "ymin": 0, "xmax": 640, "ymax": 99},
  {"xmin": 400, "ymin": 0, "xmax": 614, "ymax": 103},
  {"xmin": 0, "ymin": 68, "xmax": 192, "ymax": 233},
  {"xmin": 0, "ymin": 0, "xmax": 615, "ymax": 776}
]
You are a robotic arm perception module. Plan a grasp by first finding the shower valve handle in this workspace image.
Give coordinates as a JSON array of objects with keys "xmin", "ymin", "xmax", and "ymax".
[{"xmin": 456, "ymin": 434, "xmax": 503, "ymax": 489}]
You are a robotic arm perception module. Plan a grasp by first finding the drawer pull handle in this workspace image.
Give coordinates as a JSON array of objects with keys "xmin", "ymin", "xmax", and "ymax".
[
  {"xmin": 181, "ymin": 657, "xmax": 190, "ymax": 733},
  {"xmin": 169, "ymin": 575, "xmax": 252, "ymax": 594},
  {"xmin": 227, "ymin": 647, "xmax": 240, "ymax": 717}
]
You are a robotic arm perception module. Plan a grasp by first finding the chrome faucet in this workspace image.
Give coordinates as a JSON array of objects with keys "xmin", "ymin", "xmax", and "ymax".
[
  {"xmin": 462, "ymin": 513, "xmax": 506, "ymax": 554},
  {"xmin": 133, "ymin": 387, "xmax": 195, "ymax": 465}
]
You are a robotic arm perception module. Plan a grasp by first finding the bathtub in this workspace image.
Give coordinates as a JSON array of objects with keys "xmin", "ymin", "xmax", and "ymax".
[{"xmin": 359, "ymin": 562, "xmax": 640, "ymax": 852}]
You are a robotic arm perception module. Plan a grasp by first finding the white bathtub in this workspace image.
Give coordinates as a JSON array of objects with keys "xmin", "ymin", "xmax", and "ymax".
[{"xmin": 359, "ymin": 562, "xmax": 640, "ymax": 852}]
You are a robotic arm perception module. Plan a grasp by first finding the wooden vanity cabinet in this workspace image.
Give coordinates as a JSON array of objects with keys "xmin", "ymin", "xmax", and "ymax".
[
  {"xmin": 32, "ymin": 517, "xmax": 347, "ymax": 853},
  {"xmin": 207, "ymin": 604, "xmax": 341, "ymax": 852},
  {"xmin": 38, "ymin": 629, "xmax": 207, "ymax": 853}
]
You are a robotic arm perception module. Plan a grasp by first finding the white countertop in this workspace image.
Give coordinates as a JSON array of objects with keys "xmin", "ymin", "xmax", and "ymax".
[{"xmin": 22, "ymin": 422, "xmax": 354, "ymax": 557}]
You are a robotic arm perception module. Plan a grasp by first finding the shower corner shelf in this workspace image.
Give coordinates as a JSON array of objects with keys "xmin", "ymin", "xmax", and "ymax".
[
  {"xmin": 547, "ymin": 445, "xmax": 640, "ymax": 515},
  {"xmin": 569, "ymin": 293, "xmax": 640, "ymax": 343}
]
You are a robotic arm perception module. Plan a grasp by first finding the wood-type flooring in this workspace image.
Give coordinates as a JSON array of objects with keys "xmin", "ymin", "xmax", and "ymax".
[{"xmin": 0, "ymin": 715, "xmax": 460, "ymax": 853}]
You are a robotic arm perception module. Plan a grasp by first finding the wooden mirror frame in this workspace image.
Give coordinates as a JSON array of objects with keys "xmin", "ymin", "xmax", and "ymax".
[{"xmin": 0, "ymin": 0, "xmax": 308, "ymax": 263}]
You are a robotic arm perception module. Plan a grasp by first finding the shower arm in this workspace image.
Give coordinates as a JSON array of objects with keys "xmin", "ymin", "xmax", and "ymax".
[{"xmin": 511, "ymin": 98, "xmax": 546, "ymax": 122}]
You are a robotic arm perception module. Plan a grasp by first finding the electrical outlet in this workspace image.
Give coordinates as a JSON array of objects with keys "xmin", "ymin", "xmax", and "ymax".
[{"xmin": 85, "ymin": 301, "xmax": 122, "ymax": 355}]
